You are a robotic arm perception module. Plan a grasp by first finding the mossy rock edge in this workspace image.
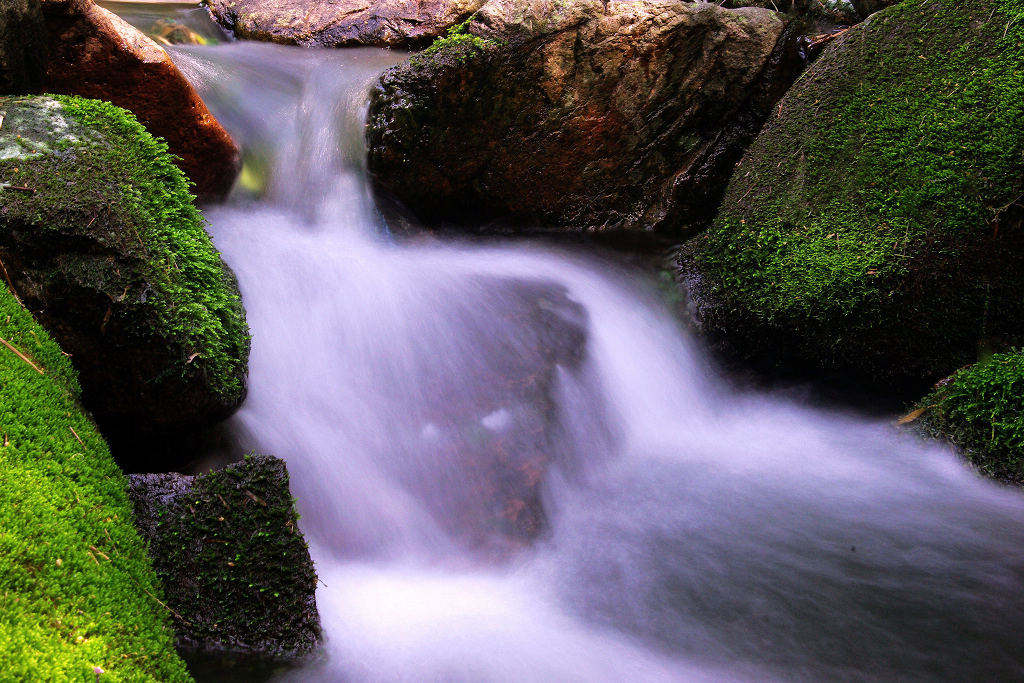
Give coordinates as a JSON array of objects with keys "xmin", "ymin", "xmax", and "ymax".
[
  {"xmin": 916, "ymin": 352, "xmax": 1024, "ymax": 485},
  {"xmin": 684, "ymin": 0, "xmax": 1024, "ymax": 392},
  {"xmin": 0, "ymin": 95, "xmax": 250, "ymax": 448},
  {"xmin": 0, "ymin": 284, "xmax": 191, "ymax": 681}
]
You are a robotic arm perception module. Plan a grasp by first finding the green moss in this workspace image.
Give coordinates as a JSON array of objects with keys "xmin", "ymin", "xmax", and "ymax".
[
  {"xmin": 0, "ymin": 95, "xmax": 248, "ymax": 403},
  {"xmin": 0, "ymin": 289, "xmax": 191, "ymax": 681},
  {"xmin": 414, "ymin": 17, "xmax": 497, "ymax": 65},
  {"xmin": 140, "ymin": 456, "xmax": 319, "ymax": 657},
  {"xmin": 919, "ymin": 352, "xmax": 1024, "ymax": 484},
  {"xmin": 694, "ymin": 0, "xmax": 1024, "ymax": 382}
]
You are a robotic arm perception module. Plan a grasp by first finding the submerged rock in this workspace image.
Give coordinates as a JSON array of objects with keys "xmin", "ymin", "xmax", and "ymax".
[
  {"xmin": 0, "ymin": 95, "xmax": 249, "ymax": 457},
  {"xmin": 367, "ymin": 0, "xmax": 786, "ymax": 235},
  {"xmin": 40, "ymin": 0, "xmax": 239, "ymax": 200},
  {"xmin": 0, "ymin": 0, "xmax": 46, "ymax": 94},
  {"xmin": 128, "ymin": 455, "xmax": 321, "ymax": 659},
  {"xmin": 684, "ymin": 0, "xmax": 1024, "ymax": 391},
  {"xmin": 914, "ymin": 353, "xmax": 1024, "ymax": 485},
  {"xmin": 207, "ymin": 0, "xmax": 484, "ymax": 47}
]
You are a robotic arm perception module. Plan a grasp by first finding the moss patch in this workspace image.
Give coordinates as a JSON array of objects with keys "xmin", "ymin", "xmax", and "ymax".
[
  {"xmin": 129, "ymin": 456, "xmax": 320, "ymax": 658},
  {"xmin": 0, "ymin": 288, "xmax": 191, "ymax": 681},
  {"xmin": 919, "ymin": 352, "xmax": 1024, "ymax": 484},
  {"xmin": 691, "ymin": 0, "xmax": 1024, "ymax": 386},
  {"xmin": 0, "ymin": 95, "xmax": 248, "ymax": 432}
]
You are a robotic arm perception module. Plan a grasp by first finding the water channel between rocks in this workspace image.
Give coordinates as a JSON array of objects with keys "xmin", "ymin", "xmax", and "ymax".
[{"xmin": 104, "ymin": 6, "xmax": 1024, "ymax": 680}]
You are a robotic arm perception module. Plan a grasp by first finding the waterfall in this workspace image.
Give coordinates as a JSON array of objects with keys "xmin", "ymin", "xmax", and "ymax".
[{"xmin": 155, "ymin": 39, "xmax": 1024, "ymax": 681}]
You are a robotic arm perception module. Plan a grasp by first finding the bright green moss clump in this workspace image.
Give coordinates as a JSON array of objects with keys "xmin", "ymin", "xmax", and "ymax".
[
  {"xmin": 919, "ymin": 352, "xmax": 1024, "ymax": 484},
  {"xmin": 52, "ymin": 95, "xmax": 248, "ymax": 401},
  {"xmin": 691, "ymin": 0, "xmax": 1024, "ymax": 386},
  {"xmin": 0, "ymin": 289, "xmax": 191, "ymax": 681}
]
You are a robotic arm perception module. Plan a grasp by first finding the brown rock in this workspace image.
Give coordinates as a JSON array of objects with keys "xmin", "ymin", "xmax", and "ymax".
[
  {"xmin": 207, "ymin": 0, "xmax": 484, "ymax": 48},
  {"xmin": 40, "ymin": 0, "xmax": 239, "ymax": 200},
  {"xmin": 367, "ymin": 0, "xmax": 787, "ymax": 236}
]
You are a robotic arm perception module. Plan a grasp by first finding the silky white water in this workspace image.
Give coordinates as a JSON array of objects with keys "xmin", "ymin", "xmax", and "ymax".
[{"xmin": 161, "ymin": 40, "xmax": 1024, "ymax": 681}]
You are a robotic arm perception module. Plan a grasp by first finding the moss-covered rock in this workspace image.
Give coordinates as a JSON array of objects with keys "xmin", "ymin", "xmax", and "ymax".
[
  {"xmin": 0, "ymin": 0, "xmax": 46, "ymax": 95},
  {"xmin": 367, "ymin": 0, "xmax": 787, "ymax": 235},
  {"xmin": 0, "ymin": 285, "xmax": 191, "ymax": 681},
  {"xmin": 0, "ymin": 95, "xmax": 249, "ymax": 451},
  {"xmin": 916, "ymin": 352, "xmax": 1024, "ymax": 485},
  {"xmin": 127, "ymin": 456, "xmax": 320, "ymax": 660},
  {"xmin": 685, "ymin": 0, "xmax": 1024, "ymax": 390}
]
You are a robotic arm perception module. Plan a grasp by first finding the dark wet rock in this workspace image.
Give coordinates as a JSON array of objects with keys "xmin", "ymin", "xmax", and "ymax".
[
  {"xmin": 0, "ymin": 95, "xmax": 249, "ymax": 457},
  {"xmin": 0, "ymin": 0, "xmax": 46, "ymax": 94},
  {"xmin": 207, "ymin": 0, "xmax": 484, "ymax": 47},
  {"xmin": 367, "ymin": 0, "xmax": 786, "ymax": 237},
  {"xmin": 852, "ymin": 0, "xmax": 898, "ymax": 19},
  {"xmin": 128, "ymin": 455, "xmax": 321, "ymax": 659},
  {"xmin": 39, "ymin": 0, "xmax": 239, "ymax": 200},
  {"xmin": 683, "ymin": 0, "xmax": 1024, "ymax": 392}
]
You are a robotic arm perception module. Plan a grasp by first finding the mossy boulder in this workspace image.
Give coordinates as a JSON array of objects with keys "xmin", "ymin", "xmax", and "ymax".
[
  {"xmin": 367, "ymin": 0, "xmax": 788, "ymax": 235},
  {"xmin": 0, "ymin": 0, "xmax": 46, "ymax": 95},
  {"xmin": 916, "ymin": 352, "xmax": 1024, "ymax": 485},
  {"xmin": 127, "ymin": 456, "xmax": 320, "ymax": 660},
  {"xmin": 0, "ymin": 95, "xmax": 249, "ymax": 452},
  {"xmin": 684, "ymin": 0, "xmax": 1024, "ymax": 390},
  {"xmin": 0, "ymin": 285, "xmax": 190, "ymax": 681}
]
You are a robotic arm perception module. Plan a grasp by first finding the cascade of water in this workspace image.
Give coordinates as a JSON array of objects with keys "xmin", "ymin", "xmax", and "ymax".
[{"xmin": 161, "ymin": 38, "xmax": 1024, "ymax": 681}]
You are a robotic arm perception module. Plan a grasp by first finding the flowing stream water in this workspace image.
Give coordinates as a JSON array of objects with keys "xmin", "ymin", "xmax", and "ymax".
[{"xmin": 102, "ymin": 8, "xmax": 1024, "ymax": 679}]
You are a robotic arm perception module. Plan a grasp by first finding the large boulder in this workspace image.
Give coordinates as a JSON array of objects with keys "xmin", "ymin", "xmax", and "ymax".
[
  {"xmin": 0, "ymin": 286, "xmax": 190, "ymax": 681},
  {"xmin": 683, "ymin": 0, "xmax": 1024, "ymax": 391},
  {"xmin": 0, "ymin": 0, "xmax": 46, "ymax": 94},
  {"xmin": 367, "ymin": 0, "xmax": 787, "ymax": 235},
  {"xmin": 207, "ymin": 0, "xmax": 484, "ymax": 47},
  {"xmin": 913, "ymin": 352, "xmax": 1024, "ymax": 485},
  {"xmin": 0, "ymin": 95, "xmax": 249, "ymax": 454},
  {"xmin": 128, "ymin": 455, "xmax": 321, "ymax": 659},
  {"xmin": 40, "ymin": 0, "xmax": 239, "ymax": 200}
]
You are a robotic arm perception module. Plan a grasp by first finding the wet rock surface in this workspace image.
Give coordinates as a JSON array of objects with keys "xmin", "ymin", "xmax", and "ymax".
[
  {"xmin": 40, "ymin": 0, "xmax": 239, "ymax": 200},
  {"xmin": 207, "ymin": 0, "xmax": 484, "ymax": 47},
  {"xmin": 367, "ymin": 0, "xmax": 785, "ymax": 236},
  {"xmin": 128, "ymin": 455, "xmax": 321, "ymax": 660}
]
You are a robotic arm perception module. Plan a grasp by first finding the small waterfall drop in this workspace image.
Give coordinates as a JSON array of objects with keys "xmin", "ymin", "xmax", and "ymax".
[{"xmin": 155, "ymin": 36, "xmax": 1024, "ymax": 682}]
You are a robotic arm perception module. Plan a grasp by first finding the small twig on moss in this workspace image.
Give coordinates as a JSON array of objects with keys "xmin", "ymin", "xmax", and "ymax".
[
  {"xmin": 0, "ymin": 255, "xmax": 20, "ymax": 304},
  {"xmin": 1, "ymin": 184, "xmax": 35, "ymax": 194},
  {"xmin": 69, "ymin": 426, "xmax": 84, "ymax": 446},
  {"xmin": 243, "ymin": 489, "xmax": 268, "ymax": 507},
  {"xmin": 0, "ymin": 336, "xmax": 44, "ymax": 374}
]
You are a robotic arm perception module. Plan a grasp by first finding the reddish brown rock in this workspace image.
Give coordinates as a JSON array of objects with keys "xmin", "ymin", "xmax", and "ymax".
[
  {"xmin": 207, "ymin": 0, "xmax": 484, "ymax": 48},
  {"xmin": 40, "ymin": 0, "xmax": 239, "ymax": 200},
  {"xmin": 367, "ymin": 0, "xmax": 787, "ymax": 236}
]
